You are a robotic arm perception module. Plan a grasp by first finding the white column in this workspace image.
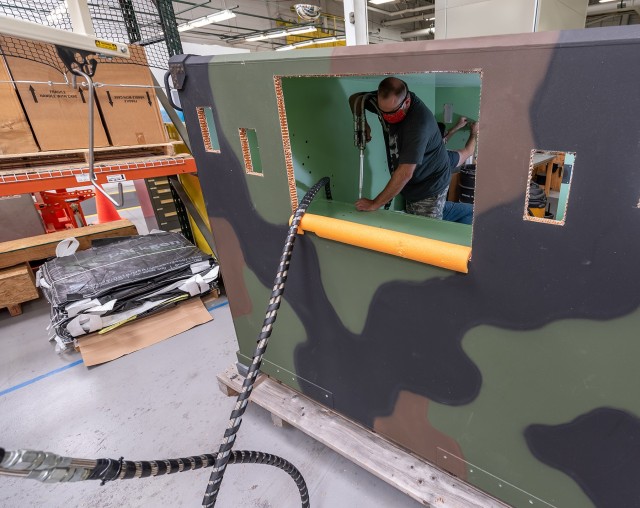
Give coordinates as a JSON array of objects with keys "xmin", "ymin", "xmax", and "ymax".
[
  {"xmin": 66, "ymin": 0, "xmax": 95, "ymax": 36},
  {"xmin": 344, "ymin": 0, "xmax": 369, "ymax": 46}
]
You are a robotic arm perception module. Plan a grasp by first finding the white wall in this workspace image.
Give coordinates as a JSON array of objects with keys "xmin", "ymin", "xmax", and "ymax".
[
  {"xmin": 434, "ymin": 0, "xmax": 588, "ymax": 39},
  {"xmin": 537, "ymin": 0, "xmax": 588, "ymax": 32},
  {"xmin": 182, "ymin": 42, "xmax": 250, "ymax": 56},
  {"xmin": 149, "ymin": 41, "xmax": 249, "ymax": 86}
]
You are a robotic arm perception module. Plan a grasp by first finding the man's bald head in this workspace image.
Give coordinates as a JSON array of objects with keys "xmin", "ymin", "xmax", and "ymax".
[{"xmin": 378, "ymin": 77, "xmax": 407, "ymax": 100}]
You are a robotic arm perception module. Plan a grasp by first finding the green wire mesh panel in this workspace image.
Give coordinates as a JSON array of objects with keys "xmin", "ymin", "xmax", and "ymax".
[{"xmin": 0, "ymin": 0, "xmax": 179, "ymax": 69}]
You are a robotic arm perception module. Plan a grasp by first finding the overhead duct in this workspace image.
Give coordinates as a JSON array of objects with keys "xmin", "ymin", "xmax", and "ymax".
[
  {"xmin": 382, "ymin": 13, "xmax": 434, "ymax": 26},
  {"xmin": 587, "ymin": 0, "xmax": 640, "ymax": 16},
  {"xmin": 400, "ymin": 27, "xmax": 434, "ymax": 39},
  {"xmin": 368, "ymin": 5, "xmax": 435, "ymax": 17}
]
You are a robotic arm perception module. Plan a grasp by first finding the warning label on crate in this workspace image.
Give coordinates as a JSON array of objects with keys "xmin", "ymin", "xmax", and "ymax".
[
  {"xmin": 107, "ymin": 174, "xmax": 127, "ymax": 183},
  {"xmin": 105, "ymin": 90, "xmax": 153, "ymax": 106},
  {"xmin": 75, "ymin": 174, "xmax": 90, "ymax": 183},
  {"xmin": 29, "ymin": 86, "xmax": 80, "ymax": 103}
]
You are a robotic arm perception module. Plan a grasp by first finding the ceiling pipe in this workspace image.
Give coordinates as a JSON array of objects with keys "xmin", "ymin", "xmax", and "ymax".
[
  {"xmin": 368, "ymin": 4, "xmax": 435, "ymax": 17},
  {"xmin": 586, "ymin": 0, "xmax": 640, "ymax": 16},
  {"xmin": 381, "ymin": 13, "xmax": 434, "ymax": 26},
  {"xmin": 400, "ymin": 27, "xmax": 434, "ymax": 38}
]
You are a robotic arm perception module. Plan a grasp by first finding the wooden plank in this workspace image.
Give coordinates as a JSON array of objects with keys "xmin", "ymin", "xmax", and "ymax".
[
  {"xmin": 0, "ymin": 263, "xmax": 39, "ymax": 308},
  {"xmin": 0, "ymin": 219, "xmax": 137, "ymax": 269},
  {"xmin": 217, "ymin": 365, "xmax": 508, "ymax": 508}
]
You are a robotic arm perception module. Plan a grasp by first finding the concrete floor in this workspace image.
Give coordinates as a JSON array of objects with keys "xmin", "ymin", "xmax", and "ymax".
[{"xmin": 0, "ymin": 294, "xmax": 423, "ymax": 507}]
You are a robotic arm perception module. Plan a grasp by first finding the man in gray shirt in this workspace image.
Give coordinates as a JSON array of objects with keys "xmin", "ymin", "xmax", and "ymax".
[{"xmin": 350, "ymin": 77, "xmax": 477, "ymax": 219}]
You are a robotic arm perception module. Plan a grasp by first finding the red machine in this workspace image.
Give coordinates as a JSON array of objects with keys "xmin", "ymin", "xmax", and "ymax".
[{"xmin": 35, "ymin": 189, "xmax": 94, "ymax": 232}]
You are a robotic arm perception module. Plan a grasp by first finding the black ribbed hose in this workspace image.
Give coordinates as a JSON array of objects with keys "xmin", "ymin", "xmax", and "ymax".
[
  {"xmin": 202, "ymin": 177, "xmax": 331, "ymax": 507},
  {"xmin": 0, "ymin": 178, "xmax": 331, "ymax": 507}
]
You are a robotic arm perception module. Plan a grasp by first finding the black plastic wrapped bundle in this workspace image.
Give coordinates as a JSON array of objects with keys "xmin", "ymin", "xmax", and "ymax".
[{"xmin": 37, "ymin": 232, "xmax": 219, "ymax": 346}]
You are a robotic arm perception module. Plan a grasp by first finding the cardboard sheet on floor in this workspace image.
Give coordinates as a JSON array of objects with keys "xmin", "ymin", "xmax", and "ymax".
[{"xmin": 77, "ymin": 297, "xmax": 212, "ymax": 367}]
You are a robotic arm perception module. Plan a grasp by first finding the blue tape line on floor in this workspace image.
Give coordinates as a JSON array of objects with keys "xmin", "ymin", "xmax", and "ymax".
[
  {"xmin": 0, "ymin": 359, "xmax": 84, "ymax": 397},
  {"xmin": 207, "ymin": 300, "xmax": 229, "ymax": 311}
]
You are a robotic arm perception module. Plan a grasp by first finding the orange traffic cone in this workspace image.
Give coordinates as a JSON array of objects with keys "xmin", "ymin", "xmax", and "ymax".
[{"xmin": 95, "ymin": 191, "xmax": 122, "ymax": 223}]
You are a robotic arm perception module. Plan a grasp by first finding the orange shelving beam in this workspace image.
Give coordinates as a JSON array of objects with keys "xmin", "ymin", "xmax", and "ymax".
[{"xmin": 0, "ymin": 156, "xmax": 198, "ymax": 197}]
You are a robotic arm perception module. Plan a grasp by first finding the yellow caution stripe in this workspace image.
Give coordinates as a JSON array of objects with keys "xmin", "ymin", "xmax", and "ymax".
[{"xmin": 296, "ymin": 213, "xmax": 471, "ymax": 273}]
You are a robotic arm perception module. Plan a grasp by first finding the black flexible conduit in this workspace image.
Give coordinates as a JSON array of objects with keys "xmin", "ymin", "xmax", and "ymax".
[
  {"xmin": 203, "ymin": 176, "xmax": 332, "ymax": 507},
  {"xmin": 0, "ymin": 177, "xmax": 332, "ymax": 508}
]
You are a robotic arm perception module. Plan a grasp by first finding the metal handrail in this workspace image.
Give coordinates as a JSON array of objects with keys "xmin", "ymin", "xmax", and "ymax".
[{"xmin": 74, "ymin": 69, "xmax": 123, "ymax": 208}]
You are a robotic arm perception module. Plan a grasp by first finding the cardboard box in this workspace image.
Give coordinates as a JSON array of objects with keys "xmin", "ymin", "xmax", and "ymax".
[
  {"xmin": 0, "ymin": 35, "xmax": 109, "ymax": 151},
  {"xmin": 0, "ymin": 57, "xmax": 39, "ymax": 155},
  {"xmin": 93, "ymin": 45, "xmax": 168, "ymax": 146}
]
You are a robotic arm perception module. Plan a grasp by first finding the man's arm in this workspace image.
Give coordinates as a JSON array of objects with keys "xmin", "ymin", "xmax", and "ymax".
[
  {"xmin": 355, "ymin": 163, "xmax": 416, "ymax": 211},
  {"xmin": 349, "ymin": 92, "xmax": 372, "ymax": 143},
  {"xmin": 443, "ymin": 117, "xmax": 468, "ymax": 143},
  {"xmin": 453, "ymin": 122, "xmax": 479, "ymax": 168}
]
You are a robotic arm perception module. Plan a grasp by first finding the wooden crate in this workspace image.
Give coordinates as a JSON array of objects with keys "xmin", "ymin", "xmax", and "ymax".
[
  {"xmin": 0, "ymin": 53, "xmax": 39, "ymax": 155},
  {"xmin": 0, "ymin": 263, "xmax": 39, "ymax": 316},
  {"xmin": 93, "ymin": 45, "xmax": 169, "ymax": 146},
  {"xmin": 0, "ymin": 36, "xmax": 110, "ymax": 152}
]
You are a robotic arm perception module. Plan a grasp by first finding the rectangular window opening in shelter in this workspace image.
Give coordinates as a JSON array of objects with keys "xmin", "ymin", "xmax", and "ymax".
[
  {"xmin": 239, "ymin": 127, "xmax": 264, "ymax": 176},
  {"xmin": 275, "ymin": 72, "xmax": 481, "ymax": 273},
  {"xmin": 196, "ymin": 106, "xmax": 221, "ymax": 153},
  {"xmin": 524, "ymin": 149, "xmax": 576, "ymax": 226}
]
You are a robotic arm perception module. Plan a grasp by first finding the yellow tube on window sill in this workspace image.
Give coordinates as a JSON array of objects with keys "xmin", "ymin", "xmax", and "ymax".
[{"xmin": 294, "ymin": 213, "xmax": 471, "ymax": 273}]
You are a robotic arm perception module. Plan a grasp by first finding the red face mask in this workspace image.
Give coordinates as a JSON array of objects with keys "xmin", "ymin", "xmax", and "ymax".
[{"xmin": 380, "ymin": 93, "xmax": 411, "ymax": 124}]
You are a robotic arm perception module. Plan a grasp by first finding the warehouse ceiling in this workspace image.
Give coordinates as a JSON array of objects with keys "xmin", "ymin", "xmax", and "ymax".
[
  {"xmin": 0, "ymin": 0, "xmax": 638, "ymax": 65},
  {"xmin": 173, "ymin": 0, "xmax": 640, "ymax": 52},
  {"xmin": 171, "ymin": 0, "xmax": 432, "ymax": 51}
]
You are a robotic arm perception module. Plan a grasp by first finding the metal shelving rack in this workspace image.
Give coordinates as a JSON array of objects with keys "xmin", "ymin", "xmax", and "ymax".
[
  {"xmin": 0, "ymin": 156, "xmax": 198, "ymax": 196},
  {"xmin": 0, "ymin": 0, "xmax": 195, "ymax": 237}
]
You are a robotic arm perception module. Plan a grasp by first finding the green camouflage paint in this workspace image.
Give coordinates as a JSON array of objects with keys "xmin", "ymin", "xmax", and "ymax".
[{"xmin": 172, "ymin": 26, "xmax": 640, "ymax": 507}]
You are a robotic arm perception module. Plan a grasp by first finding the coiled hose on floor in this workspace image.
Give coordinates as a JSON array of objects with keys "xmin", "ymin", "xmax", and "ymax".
[{"xmin": 0, "ymin": 177, "xmax": 332, "ymax": 508}]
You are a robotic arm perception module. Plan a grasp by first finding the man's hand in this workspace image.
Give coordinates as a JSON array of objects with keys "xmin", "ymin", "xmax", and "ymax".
[
  {"xmin": 455, "ymin": 116, "xmax": 468, "ymax": 129},
  {"xmin": 355, "ymin": 198, "xmax": 380, "ymax": 211},
  {"xmin": 470, "ymin": 121, "xmax": 479, "ymax": 136}
]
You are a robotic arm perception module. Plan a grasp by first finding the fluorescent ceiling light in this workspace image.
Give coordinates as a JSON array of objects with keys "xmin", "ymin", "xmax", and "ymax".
[
  {"xmin": 177, "ymin": 10, "xmax": 236, "ymax": 32},
  {"xmin": 598, "ymin": 0, "xmax": 617, "ymax": 2},
  {"xmin": 369, "ymin": 0, "xmax": 396, "ymax": 5},
  {"xmin": 276, "ymin": 36, "xmax": 346, "ymax": 51},
  {"xmin": 246, "ymin": 25, "xmax": 317, "ymax": 42}
]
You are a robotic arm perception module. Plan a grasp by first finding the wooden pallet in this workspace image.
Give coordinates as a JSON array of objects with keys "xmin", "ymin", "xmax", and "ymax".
[
  {"xmin": 217, "ymin": 364, "xmax": 508, "ymax": 508},
  {"xmin": 0, "ymin": 142, "xmax": 179, "ymax": 172}
]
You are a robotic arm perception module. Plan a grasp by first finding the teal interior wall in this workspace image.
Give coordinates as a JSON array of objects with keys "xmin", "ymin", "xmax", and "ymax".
[
  {"xmin": 281, "ymin": 76, "xmax": 391, "ymax": 207},
  {"xmin": 281, "ymin": 74, "xmax": 480, "ymax": 214}
]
